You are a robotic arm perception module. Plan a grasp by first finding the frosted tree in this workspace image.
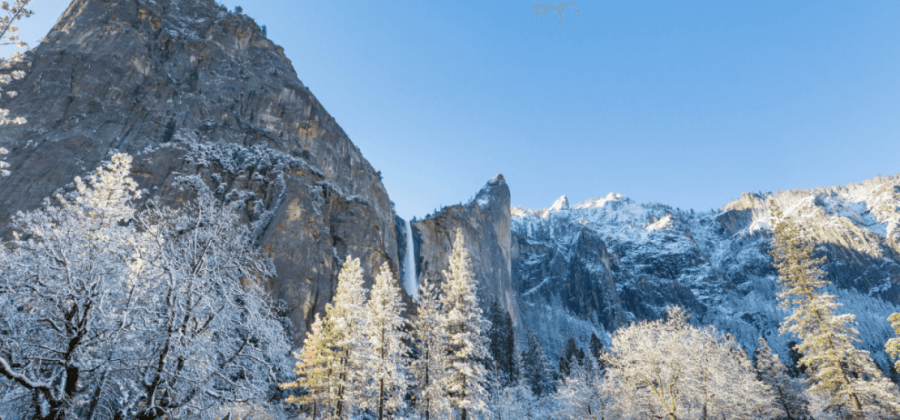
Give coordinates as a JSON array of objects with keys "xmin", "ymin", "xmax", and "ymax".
[
  {"xmin": 0, "ymin": 154, "xmax": 146, "ymax": 419},
  {"xmin": 755, "ymin": 338, "xmax": 811, "ymax": 420},
  {"xmin": 440, "ymin": 229, "xmax": 491, "ymax": 420},
  {"xmin": 588, "ymin": 333, "xmax": 604, "ymax": 369},
  {"xmin": 558, "ymin": 337, "xmax": 585, "ymax": 378},
  {"xmin": 521, "ymin": 331, "xmax": 555, "ymax": 396},
  {"xmin": 0, "ymin": 0, "xmax": 31, "ymax": 50},
  {"xmin": 411, "ymin": 276, "xmax": 448, "ymax": 420},
  {"xmin": 886, "ymin": 313, "xmax": 900, "ymax": 376},
  {"xmin": 602, "ymin": 306, "xmax": 776, "ymax": 420},
  {"xmin": 364, "ymin": 262, "xmax": 411, "ymax": 420},
  {"xmin": 486, "ymin": 296, "xmax": 517, "ymax": 385},
  {"xmin": 120, "ymin": 174, "xmax": 290, "ymax": 420},
  {"xmin": 553, "ymin": 358, "xmax": 609, "ymax": 420},
  {"xmin": 321, "ymin": 256, "xmax": 370, "ymax": 419},
  {"xmin": 491, "ymin": 349, "xmax": 547, "ymax": 420},
  {"xmin": 0, "ymin": 0, "xmax": 32, "ymax": 176},
  {"xmin": 0, "ymin": 0, "xmax": 32, "ymax": 127},
  {"xmin": 769, "ymin": 201, "xmax": 900, "ymax": 418},
  {"xmin": 0, "ymin": 155, "xmax": 290, "ymax": 420},
  {"xmin": 282, "ymin": 313, "xmax": 333, "ymax": 420}
]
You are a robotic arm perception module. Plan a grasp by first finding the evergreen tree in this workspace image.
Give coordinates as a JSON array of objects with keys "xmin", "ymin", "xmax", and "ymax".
[
  {"xmin": 787, "ymin": 340, "xmax": 806, "ymax": 377},
  {"xmin": 769, "ymin": 201, "xmax": 900, "ymax": 418},
  {"xmin": 559, "ymin": 337, "xmax": 585, "ymax": 378},
  {"xmin": 282, "ymin": 314, "xmax": 333, "ymax": 419},
  {"xmin": 324, "ymin": 257, "xmax": 370, "ymax": 419},
  {"xmin": 554, "ymin": 356, "xmax": 608, "ymax": 420},
  {"xmin": 486, "ymin": 296, "xmax": 516, "ymax": 385},
  {"xmin": 440, "ymin": 229, "xmax": 491, "ymax": 420},
  {"xmin": 365, "ymin": 263, "xmax": 411, "ymax": 420},
  {"xmin": 521, "ymin": 331, "xmax": 555, "ymax": 396},
  {"xmin": 755, "ymin": 338, "xmax": 811, "ymax": 420},
  {"xmin": 411, "ymin": 277, "xmax": 448, "ymax": 420},
  {"xmin": 589, "ymin": 333, "xmax": 604, "ymax": 369}
]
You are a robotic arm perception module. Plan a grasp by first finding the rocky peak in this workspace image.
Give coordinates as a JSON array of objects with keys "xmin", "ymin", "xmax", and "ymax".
[
  {"xmin": 0, "ymin": 0, "xmax": 399, "ymax": 346},
  {"xmin": 475, "ymin": 173, "xmax": 507, "ymax": 207},
  {"xmin": 549, "ymin": 195, "xmax": 570, "ymax": 212},
  {"xmin": 412, "ymin": 175, "xmax": 519, "ymax": 325}
]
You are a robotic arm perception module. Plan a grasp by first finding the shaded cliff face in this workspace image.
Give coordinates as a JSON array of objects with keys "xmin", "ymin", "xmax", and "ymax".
[
  {"xmin": 511, "ymin": 197, "xmax": 628, "ymax": 331},
  {"xmin": 512, "ymin": 176, "xmax": 900, "ymax": 366},
  {"xmin": 411, "ymin": 175, "xmax": 520, "ymax": 325},
  {"xmin": 0, "ymin": 0, "xmax": 398, "ymax": 345}
]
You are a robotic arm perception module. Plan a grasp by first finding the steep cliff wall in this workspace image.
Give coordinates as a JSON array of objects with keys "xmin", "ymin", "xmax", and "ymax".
[
  {"xmin": 512, "ymin": 177, "xmax": 900, "ymax": 366},
  {"xmin": 511, "ymin": 196, "xmax": 628, "ymax": 331},
  {"xmin": 412, "ymin": 175, "xmax": 521, "ymax": 325},
  {"xmin": 0, "ymin": 0, "xmax": 398, "ymax": 345}
]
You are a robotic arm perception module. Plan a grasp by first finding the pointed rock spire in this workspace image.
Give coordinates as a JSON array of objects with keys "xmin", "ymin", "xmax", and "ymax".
[{"xmin": 550, "ymin": 195, "xmax": 570, "ymax": 212}]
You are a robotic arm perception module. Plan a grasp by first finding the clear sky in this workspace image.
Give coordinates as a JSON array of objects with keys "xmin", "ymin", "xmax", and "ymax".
[{"xmin": 7, "ymin": 1, "xmax": 900, "ymax": 219}]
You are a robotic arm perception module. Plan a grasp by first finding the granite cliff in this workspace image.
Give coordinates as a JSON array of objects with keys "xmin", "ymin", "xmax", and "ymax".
[
  {"xmin": 404, "ymin": 174, "xmax": 521, "ymax": 326},
  {"xmin": 0, "ymin": 0, "xmax": 398, "ymax": 345},
  {"xmin": 511, "ymin": 177, "xmax": 900, "ymax": 367}
]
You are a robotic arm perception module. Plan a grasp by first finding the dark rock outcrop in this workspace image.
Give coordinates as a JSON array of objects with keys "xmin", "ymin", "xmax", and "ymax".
[{"xmin": 0, "ymin": 0, "xmax": 398, "ymax": 345}]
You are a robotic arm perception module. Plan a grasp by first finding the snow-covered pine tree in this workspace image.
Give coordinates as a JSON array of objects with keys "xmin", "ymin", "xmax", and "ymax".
[
  {"xmin": 886, "ymin": 313, "xmax": 900, "ymax": 375},
  {"xmin": 755, "ymin": 337, "xmax": 811, "ymax": 420},
  {"xmin": 282, "ymin": 313, "xmax": 333, "ymax": 419},
  {"xmin": 558, "ymin": 337, "xmax": 585, "ymax": 379},
  {"xmin": 769, "ymin": 201, "xmax": 900, "ymax": 418},
  {"xmin": 521, "ymin": 331, "xmax": 555, "ymax": 396},
  {"xmin": 322, "ymin": 257, "xmax": 370, "ymax": 419},
  {"xmin": 554, "ymin": 356, "xmax": 607, "ymax": 420},
  {"xmin": 440, "ymin": 229, "xmax": 491, "ymax": 420},
  {"xmin": 589, "ymin": 333, "xmax": 604, "ymax": 369},
  {"xmin": 365, "ymin": 262, "xmax": 411, "ymax": 420},
  {"xmin": 486, "ymin": 296, "xmax": 516, "ymax": 385},
  {"xmin": 411, "ymin": 276, "xmax": 449, "ymax": 420}
]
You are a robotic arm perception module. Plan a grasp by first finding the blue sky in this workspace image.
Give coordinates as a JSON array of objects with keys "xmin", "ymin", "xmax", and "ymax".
[{"xmin": 9, "ymin": 1, "xmax": 900, "ymax": 219}]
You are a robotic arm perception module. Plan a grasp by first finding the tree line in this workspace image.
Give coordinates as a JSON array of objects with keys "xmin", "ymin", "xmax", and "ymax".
[
  {"xmin": 280, "ymin": 201, "xmax": 900, "ymax": 420},
  {"xmin": 5, "ymin": 154, "xmax": 900, "ymax": 420}
]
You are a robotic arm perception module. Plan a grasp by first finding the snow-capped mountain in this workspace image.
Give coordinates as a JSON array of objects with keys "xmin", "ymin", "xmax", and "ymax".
[{"xmin": 511, "ymin": 176, "xmax": 900, "ymax": 367}]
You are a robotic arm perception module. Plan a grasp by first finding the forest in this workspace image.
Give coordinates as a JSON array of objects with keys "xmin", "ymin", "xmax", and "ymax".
[
  {"xmin": 3, "ymin": 153, "xmax": 900, "ymax": 420},
  {"xmin": 3, "ymin": 1, "xmax": 900, "ymax": 419}
]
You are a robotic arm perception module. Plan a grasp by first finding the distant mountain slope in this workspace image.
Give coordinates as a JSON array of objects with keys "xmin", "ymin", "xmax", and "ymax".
[{"xmin": 512, "ymin": 175, "xmax": 900, "ymax": 367}]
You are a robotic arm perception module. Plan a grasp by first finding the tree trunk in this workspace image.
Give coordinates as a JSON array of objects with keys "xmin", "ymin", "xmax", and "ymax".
[{"xmin": 378, "ymin": 378, "xmax": 384, "ymax": 420}]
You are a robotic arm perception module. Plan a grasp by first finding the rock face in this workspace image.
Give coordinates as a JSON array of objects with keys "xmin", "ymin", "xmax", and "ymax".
[
  {"xmin": 0, "ymin": 0, "xmax": 398, "ymax": 345},
  {"xmin": 411, "ymin": 175, "xmax": 521, "ymax": 325},
  {"xmin": 512, "ymin": 178, "xmax": 900, "ymax": 366},
  {"xmin": 511, "ymin": 199, "xmax": 628, "ymax": 331}
]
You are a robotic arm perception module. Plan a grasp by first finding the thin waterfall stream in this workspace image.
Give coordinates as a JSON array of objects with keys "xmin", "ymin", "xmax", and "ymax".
[{"xmin": 403, "ymin": 218, "xmax": 418, "ymax": 300}]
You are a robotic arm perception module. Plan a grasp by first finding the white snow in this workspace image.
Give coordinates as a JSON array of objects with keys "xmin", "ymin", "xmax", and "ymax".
[
  {"xmin": 549, "ymin": 195, "xmax": 570, "ymax": 212},
  {"xmin": 511, "ymin": 173, "xmax": 900, "ymax": 365}
]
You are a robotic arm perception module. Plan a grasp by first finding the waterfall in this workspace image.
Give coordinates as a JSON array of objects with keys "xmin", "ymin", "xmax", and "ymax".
[{"xmin": 403, "ymin": 218, "xmax": 418, "ymax": 300}]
